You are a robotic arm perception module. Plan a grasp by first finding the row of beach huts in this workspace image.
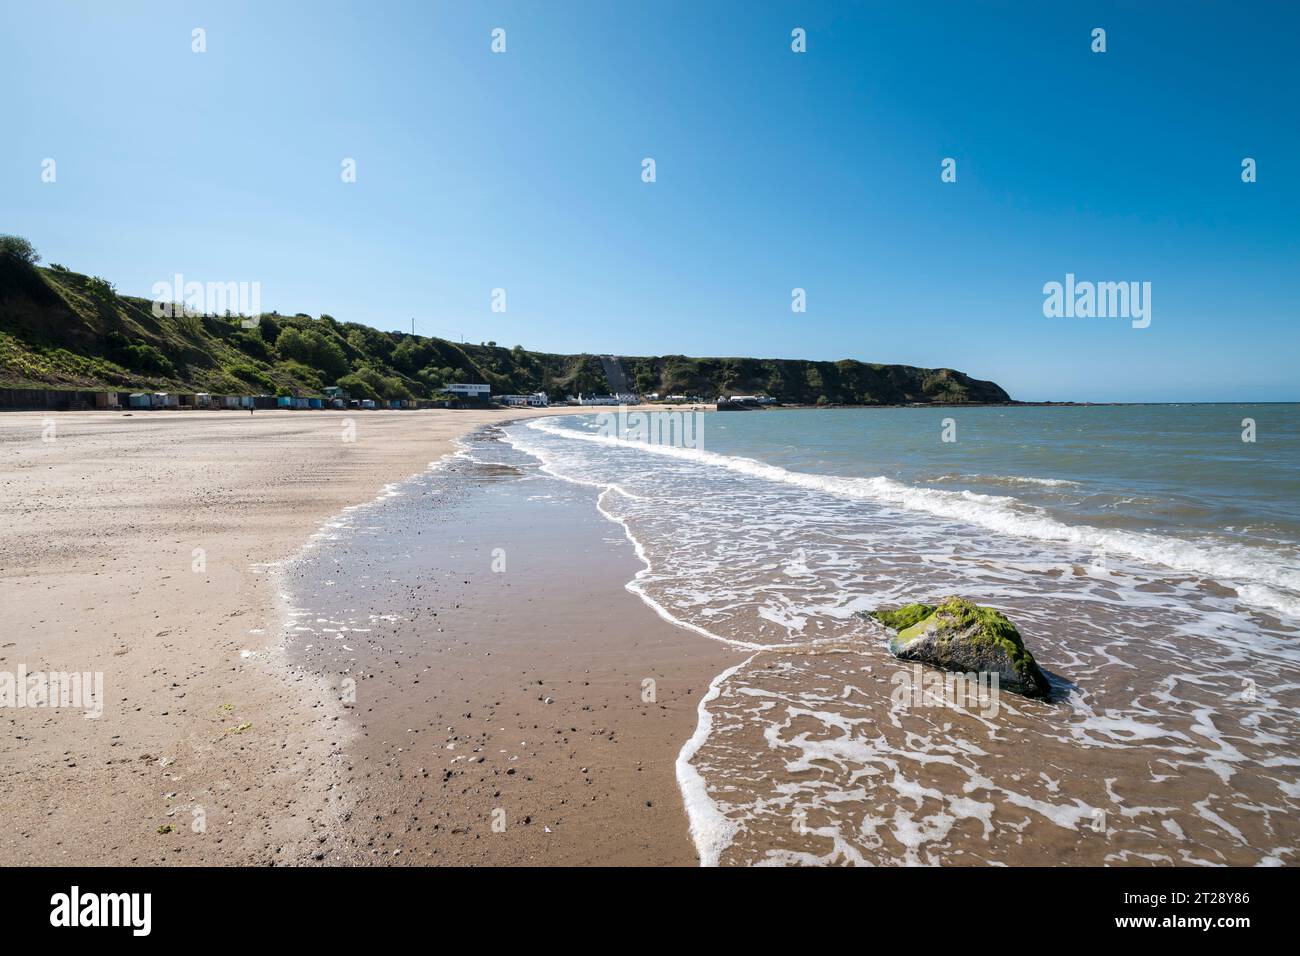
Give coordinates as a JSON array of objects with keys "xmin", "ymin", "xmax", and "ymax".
[
  {"xmin": 0, "ymin": 384, "xmax": 552, "ymax": 412},
  {"xmin": 120, "ymin": 390, "xmax": 424, "ymax": 411},
  {"xmin": 0, "ymin": 387, "xmax": 434, "ymax": 412}
]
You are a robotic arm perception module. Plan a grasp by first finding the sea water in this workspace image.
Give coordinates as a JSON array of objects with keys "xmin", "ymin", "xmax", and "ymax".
[{"xmin": 502, "ymin": 404, "xmax": 1300, "ymax": 866}]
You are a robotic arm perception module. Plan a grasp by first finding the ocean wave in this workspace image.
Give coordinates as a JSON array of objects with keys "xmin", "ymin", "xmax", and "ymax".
[
  {"xmin": 927, "ymin": 472, "xmax": 1082, "ymax": 489},
  {"xmin": 523, "ymin": 419, "xmax": 1300, "ymax": 620}
]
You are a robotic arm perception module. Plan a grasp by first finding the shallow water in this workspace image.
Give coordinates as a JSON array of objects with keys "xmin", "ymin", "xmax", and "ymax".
[
  {"xmin": 272, "ymin": 428, "xmax": 720, "ymax": 863},
  {"xmin": 503, "ymin": 405, "xmax": 1300, "ymax": 866}
]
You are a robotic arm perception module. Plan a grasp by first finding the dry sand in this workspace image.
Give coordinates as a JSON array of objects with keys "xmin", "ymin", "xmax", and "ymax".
[{"xmin": 0, "ymin": 407, "xmax": 727, "ymax": 866}]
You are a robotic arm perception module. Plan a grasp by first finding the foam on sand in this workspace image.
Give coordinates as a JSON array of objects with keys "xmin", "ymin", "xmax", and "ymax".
[{"xmin": 675, "ymin": 656, "xmax": 753, "ymax": 866}]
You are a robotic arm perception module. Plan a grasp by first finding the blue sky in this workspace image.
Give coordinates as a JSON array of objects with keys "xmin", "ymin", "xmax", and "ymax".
[{"xmin": 4, "ymin": 1, "xmax": 1297, "ymax": 402}]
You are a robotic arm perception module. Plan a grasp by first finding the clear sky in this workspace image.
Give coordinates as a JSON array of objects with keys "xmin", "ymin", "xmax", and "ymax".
[{"xmin": 4, "ymin": 1, "xmax": 1297, "ymax": 402}]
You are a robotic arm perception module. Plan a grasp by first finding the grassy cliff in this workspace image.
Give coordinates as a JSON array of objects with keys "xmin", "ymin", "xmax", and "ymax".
[{"xmin": 0, "ymin": 254, "xmax": 1011, "ymax": 404}]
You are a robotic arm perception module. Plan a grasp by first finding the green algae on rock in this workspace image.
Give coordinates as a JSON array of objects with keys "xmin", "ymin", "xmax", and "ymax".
[
  {"xmin": 870, "ymin": 603, "xmax": 936, "ymax": 633},
  {"xmin": 866, "ymin": 597, "xmax": 1052, "ymax": 700}
]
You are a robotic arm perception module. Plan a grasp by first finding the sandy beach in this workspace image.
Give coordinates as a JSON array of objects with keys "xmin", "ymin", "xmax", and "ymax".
[{"xmin": 0, "ymin": 407, "xmax": 726, "ymax": 866}]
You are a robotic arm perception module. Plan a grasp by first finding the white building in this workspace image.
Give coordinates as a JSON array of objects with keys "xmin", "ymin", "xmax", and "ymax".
[
  {"xmin": 577, "ymin": 394, "xmax": 620, "ymax": 406},
  {"xmin": 499, "ymin": 393, "xmax": 548, "ymax": 407},
  {"xmin": 441, "ymin": 383, "xmax": 491, "ymax": 400}
]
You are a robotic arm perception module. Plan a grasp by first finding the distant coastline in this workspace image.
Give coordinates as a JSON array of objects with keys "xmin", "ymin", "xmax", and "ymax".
[{"xmin": 1, "ymin": 253, "xmax": 1009, "ymax": 408}]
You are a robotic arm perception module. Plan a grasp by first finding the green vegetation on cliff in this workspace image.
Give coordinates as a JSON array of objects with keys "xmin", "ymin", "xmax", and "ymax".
[
  {"xmin": 623, "ymin": 354, "xmax": 1008, "ymax": 405},
  {"xmin": 0, "ymin": 249, "xmax": 1011, "ymax": 404}
]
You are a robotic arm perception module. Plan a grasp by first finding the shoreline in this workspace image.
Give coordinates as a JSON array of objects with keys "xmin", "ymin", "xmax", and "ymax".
[
  {"xmin": 0, "ymin": 407, "xmax": 602, "ymax": 864},
  {"xmin": 273, "ymin": 421, "xmax": 736, "ymax": 864}
]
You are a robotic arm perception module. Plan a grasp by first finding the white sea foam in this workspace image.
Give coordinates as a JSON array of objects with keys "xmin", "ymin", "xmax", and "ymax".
[
  {"xmin": 522, "ymin": 418, "xmax": 1300, "ymax": 620},
  {"xmin": 675, "ymin": 656, "xmax": 752, "ymax": 866},
  {"xmin": 929, "ymin": 473, "xmax": 1082, "ymax": 488}
]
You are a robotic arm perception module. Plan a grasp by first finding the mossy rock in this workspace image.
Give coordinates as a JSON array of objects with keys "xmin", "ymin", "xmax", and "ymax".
[{"xmin": 866, "ymin": 597, "xmax": 1051, "ymax": 699}]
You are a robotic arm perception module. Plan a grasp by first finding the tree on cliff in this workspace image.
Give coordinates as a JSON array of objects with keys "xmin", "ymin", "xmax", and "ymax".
[{"xmin": 0, "ymin": 235, "xmax": 40, "ymax": 265}]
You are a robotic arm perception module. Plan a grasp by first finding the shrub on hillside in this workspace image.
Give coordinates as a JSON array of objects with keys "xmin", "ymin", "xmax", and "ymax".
[
  {"xmin": 277, "ymin": 327, "xmax": 348, "ymax": 379},
  {"xmin": 335, "ymin": 371, "xmax": 378, "ymax": 402},
  {"xmin": 391, "ymin": 337, "xmax": 432, "ymax": 374},
  {"xmin": 231, "ymin": 328, "xmax": 270, "ymax": 360},
  {"xmin": 85, "ymin": 276, "xmax": 116, "ymax": 300},
  {"xmin": 257, "ymin": 315, "xmax": 280, "ymax": 343},
  {"xmin": 275, "ymin": 359, "xmax": 323, "ymax": 390},
  {"xmin": 229, "ymin": 363, "xmax": 274, "ymax": 391},
  {"xmin": 118, "ymin": 343, "xmax": 175, "ymax": 377},
  {"xmin": 103, "ymin": 331, "xmax": 173, "ymax": 376},
  {"xmin": 337, "ymin": 366, "xmax": 411, "ymax": 401}
]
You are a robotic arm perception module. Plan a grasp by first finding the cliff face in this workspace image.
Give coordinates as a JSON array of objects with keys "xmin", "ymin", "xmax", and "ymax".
[
  {"xmin": 0, "ymin": 257, "xmax": 1011, "ymax": 404},
  {"xmin": 622, "ymin": 355, "xmax": 1010, "ymax": 405}
]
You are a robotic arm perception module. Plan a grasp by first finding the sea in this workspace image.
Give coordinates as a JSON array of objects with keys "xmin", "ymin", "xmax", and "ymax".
[{"xmin": 499, "ymin": 404, "xmax": 1300, "ymax": 866}]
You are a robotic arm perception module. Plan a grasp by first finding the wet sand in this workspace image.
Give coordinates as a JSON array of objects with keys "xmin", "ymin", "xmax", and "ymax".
[
  {"xmin": 0, "ymin": 407, "xmax": 724, "ymax": 865},
  {"xmin": 279, "ymin": 427, "xmax": 735, "ymax": 864}
]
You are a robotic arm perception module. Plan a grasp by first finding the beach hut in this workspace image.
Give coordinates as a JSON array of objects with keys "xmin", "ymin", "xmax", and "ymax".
[
  {"xmin": 330, "ymin": 398, "xmax": 345, "ymax": 409},
  {"xmin": 277, "ymin": 396, "xmax": 293, "ymax": 409},
  {"xmin": 195, "ymin": 393, "xmax": 213, "ymax": 409},
  {"xmin": 308, "ymin": 398, "xmax": 323, "ymax": 409},
  {"xmin": 154, "ymin": 392, "xmax": 178, "ymax": 408},
  {"xmin": 93, "ymin": 392, "xmax": 120, "ymax": 410},
  {"xmin": 293, "ymin": 397, "xmax": 309, "ymax": 410},
  {"xmin": 360, "ymin": 399, "xmax": 376, "ymax": 410},
  {"xmin": 128, "ymin": 393, "xmax": 152, "ymax": 408}
]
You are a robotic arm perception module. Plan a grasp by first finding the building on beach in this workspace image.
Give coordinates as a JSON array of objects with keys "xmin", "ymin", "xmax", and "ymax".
[
  {"xmin": 437, "ymin": 383, "xmax": 492, "ymax": 407},
  {"xmin": 499, "ymin": 393, "xmax": 549, "ymax": 407},
  {"xmin": 440, "ymin": 383, "xmax": 491, "ymax": 401}
]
